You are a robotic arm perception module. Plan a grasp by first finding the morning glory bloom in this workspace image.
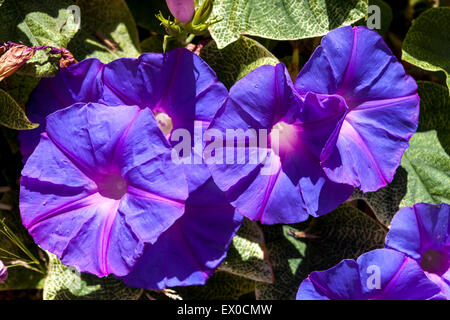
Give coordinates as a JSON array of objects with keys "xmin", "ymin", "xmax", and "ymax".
[
  {"xmin": 20, "ymin": 103, "xmax": 189, "ymax": 277},
  {"xmin": 206, "ymin": 63, "xmax": 354, "ymax": 224},
  {"xmin": 296, "ymin": 203, "xmax": 449, "ymax": 300},
  {"xmin": 18, "ymin": 49, "xmax": 240, "ymax": 285},
  {"xmin": 385, "ymin": 203, "xmax": 449, "ymax": 298},
  {"xmin": 296, "ymin": 249, "xmax": 441, "ymax": 300},
  {"xmin": 19, "ymin": 48, "xmax": 228, "ymax": 192},
  {"xmin": 206, "ymin": 26, "xmax": 418, "ymax": 224},
  {"xmin": 295, "ymin": 26, "xmax": 419, "ymax": 193}
]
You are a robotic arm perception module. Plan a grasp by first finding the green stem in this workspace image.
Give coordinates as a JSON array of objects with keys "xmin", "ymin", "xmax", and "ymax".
[{"xmin": 185, "ymin": 34, "xmax": 196, "ymax": 45}]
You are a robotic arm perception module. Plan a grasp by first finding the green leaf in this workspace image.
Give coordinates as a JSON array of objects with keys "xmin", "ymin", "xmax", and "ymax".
[
  {"xmin": 0, "ymin": 88, "xmax": 37, "ymax": 130},
  {"xmin": 255, "ymin": 204, "xmax": 386, "ymax": 300},
  {"xmin": 205, "ymin": 0, "xmax": 368, "ymax": 49},
  {"xmin": 417, "ymin": 81, "xmax": 450, "ymax": 154},
  {"xmin": 174, "ymin": 271, "xmax": 255, "ymax": 300},
  {"xmin": 402, "ymin": 7, "xmax": 450, "ymax": 92},
  {"xmin": 218, "ymin": 218, "xmax": 274, "ymax": 283},
  {"xmin": 67, "ymin": 0, "xmax": 140, "ymax": 63},
  {"xmin": 349, "ymin": 167, "xmax": 408, "ymax": 227},
  {"xmin": 0, "ymin": 74, "xmax": 40, "ymax": 107},
  {"xmin": 0, "ymin": 191, "xmax": 46, "ymax": 291},
  {"xmin": 0, "ymin": 0, "xmax": 78, "ymax": 77},
  {"xmin": 400, "ymin": 130, "xmax": 450, "ymax": 208},
  {"xmin": 200, "ymin": 36, "xmax": 279, "ymax": 89},
  {"xmin": 43, "ymin": 253, "xmax": 142, "ymax": 300}
]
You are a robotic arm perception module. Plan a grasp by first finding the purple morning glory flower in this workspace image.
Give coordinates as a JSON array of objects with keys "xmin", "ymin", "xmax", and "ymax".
[
  {"xmin": 205, "ymin": 63, "xmax": 354, "ymax": 224},
  {"xmin": 296, "ymin": 249, "xmax": 441, "ymax": 300},
  {"xmin": 206, "ymin": 26, "xmax": 418, "ymax": 224},
  {"xmin": 123, "ymin": 178, "xmax": 242, "ymax": 289},
  {"xmin": 297, "ymin": 203, "xmax": 449, "ymax": 300},
  {"xmin": 19, "ymin": 48, "xmax": 228, "ymax": 192},
  {"xmin": 20, "ymin": 102, "xmax": 189, "ymax": 277},
  {"xmin": 0, "ymin": 260, "xmax": 7, "ymax": 284},
  {"xmin": 295, "ymin": 26, "xmax": 419, "ymax": 193},
  {"xmin": 385, "ymin": 203, "xmax": 450, "ymax": 299}
]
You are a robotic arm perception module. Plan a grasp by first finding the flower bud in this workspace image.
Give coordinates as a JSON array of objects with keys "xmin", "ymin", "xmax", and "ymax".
[
  {"xmin": 166, "ymin": 0, "xmax": 195, "ymax": 24},
  {"xmin": 0, "ymin": 45, "xmax": 34, "ymax": 81},
  {"xmin": 0, "ymin": 260, "xmax": 7, "ymax": 284},
  {"xmin": 192, "ymin": 0, "xmax": 213, "ymax": 26}
]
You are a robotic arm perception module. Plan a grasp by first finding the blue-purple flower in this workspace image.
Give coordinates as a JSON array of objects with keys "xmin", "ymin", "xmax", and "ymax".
[
  {"xmin": 18, "ymin": 49, "xmax": 241, "ymax": 286},
  {"xmin": 297, "ymin": 203, "xmax": 449, "ymax": 300},
  {"xmin": 206, "ymin": 26, "xmax": 419, "ymax": 224},
  {"xmin": 20, "ymin": 103, "xmax": 189, "ymax": 277},
  {"xmin": 385, "ymin": 203, "xmax": 449, "ymax": 298},
  {"xmin": 296, "ymin": 249, "xmax": 441, "ymax": 300}
]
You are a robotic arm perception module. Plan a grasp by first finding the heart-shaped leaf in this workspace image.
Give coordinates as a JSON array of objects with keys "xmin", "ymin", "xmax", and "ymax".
[
  {"xmin": 402, "ymin": 7, "xmax": 450, "ymax": 92},
  {"xmin": 200, "ymin": 36, "xmax": 278, "ymax": 89},
  {"xmin": 67, "ymin": 0, "xmax": 140, "ymax": 63},
  {"xmin": 218, "ymin": 218, "xmax": 274, "ymax": 283},
  {"xmin": 400, "ymin": 130, "xmax": 450, "ymax": 208},
  {"xmin": 0, "ymin": 88, "xmax": 37, "ymax": 130},
  {"xmin": 205, "ymin": 0, "xmax": 368, "ymax": 49},
  {"xmin": 43, "ymin": 253, "xmax": 142, "ymax": 300},
  {"xmin": 0, "ymin": 0, "xmax": 78, "ymax": 77}
]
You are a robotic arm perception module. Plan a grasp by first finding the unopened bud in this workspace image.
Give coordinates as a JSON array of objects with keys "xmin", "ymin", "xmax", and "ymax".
[
  {"xmin": 0, "ymin": 45, "xmax": 34, "ymax": 81},
  {"xmin": 166, "ymin": 0, "xmax": 195, "ymax": 24},
  {"xmin": 0, "ymin": 260, "xmax": 7, "ymax": 284},
  {"xmin": 192, "ymin": 0, "xmax": 214, "ymax": 26}
]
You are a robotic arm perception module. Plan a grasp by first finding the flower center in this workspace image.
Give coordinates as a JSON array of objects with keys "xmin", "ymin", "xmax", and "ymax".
[
  {"xmin": 97, "ymin": 173, "xmax": 127, "ymax": 200},
  {"xmin": 270, "ymin": 121, "xmax": 297, "ymax": 155},
  {"xmin": 155, "ymin": 112, "xmax": 173, "ymax": 137},
  {"xmin": 420, "ymin": 249, "xmax": 449, "ymax": 276}
]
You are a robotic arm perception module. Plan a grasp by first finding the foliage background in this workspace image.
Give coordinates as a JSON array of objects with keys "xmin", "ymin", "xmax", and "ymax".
[{"xmin": 0, "ymin": 0, "xmax": 448, "ymax": 300}]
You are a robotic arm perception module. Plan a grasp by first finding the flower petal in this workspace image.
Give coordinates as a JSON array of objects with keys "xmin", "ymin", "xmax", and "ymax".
[
  {"xmin": 297, "ymin": 249, "xmax": 441, "ymax": 300},
  {"xmin": 297, "ymin": 259, "xmax": 363, "ymax": 300},
  {"xmin": 295, "ymin": 26, "xmax": 418, "ymax": 103},
  {"xmin": 19, "ymin": 59, "xmax": 105, "ymax": 161},
  {"xmin": 321, "ymin": 95, "xmax": 419, "ymax": 192},
  {"xmin": 357, "ymin": 249, "xmax": 441, "ymax": 300},
  {"xmin": 45, "ymin": 103, "xmax": 141, "ymax": 179},
  {"xmin": 385, "ymin": 203, "xmax": 449, "ymax": 262},
  {"xmin": 123, "ymin": 179, "xmax": 242, "ymax": 289}
]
